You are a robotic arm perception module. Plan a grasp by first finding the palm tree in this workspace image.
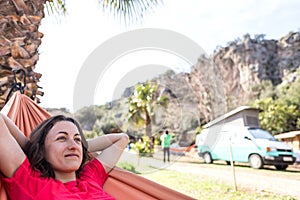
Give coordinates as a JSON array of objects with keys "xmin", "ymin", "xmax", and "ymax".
[
  {"xmin": 127, "ymin": 81, "xmax": 169, "ymax": 137},
  {"xmin": 0, "ymin": 0, "xmax": 161, "ymax": 109}
]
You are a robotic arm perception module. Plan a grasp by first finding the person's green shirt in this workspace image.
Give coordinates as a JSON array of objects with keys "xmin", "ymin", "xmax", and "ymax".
[{"xmin": 161, "ymin": 133, "xmax": 171, "ymax": 148}]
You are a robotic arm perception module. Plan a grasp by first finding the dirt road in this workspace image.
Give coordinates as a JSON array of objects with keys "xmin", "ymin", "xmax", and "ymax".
[
  {"xmin": 167, "ymin": 161, "xmax": 300, "ymax": 199},
  {"xmin": 120, "ymin": 150, "xmax": 300, "ymax": 199}
]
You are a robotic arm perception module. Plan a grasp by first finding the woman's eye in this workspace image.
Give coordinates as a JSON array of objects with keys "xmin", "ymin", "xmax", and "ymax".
[
  {"xmin": 74, "ymin": 138, "xmax": 82, "ymax": 143},
  {"xmin": 57, "ymin": 136, "xmax": 66, "ymax": 141}
]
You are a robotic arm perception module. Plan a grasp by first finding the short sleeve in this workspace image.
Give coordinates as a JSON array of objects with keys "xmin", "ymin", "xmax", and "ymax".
[
  {"xmin": 79, "ymin": 158, "xmax": 108, "ymax": 186},
  {"xmin": 1, "ymin": 157, "xmax": 48, "ymax": 199}
]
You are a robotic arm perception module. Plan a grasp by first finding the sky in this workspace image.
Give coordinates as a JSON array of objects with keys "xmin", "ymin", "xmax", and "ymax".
[{"xmin": 36, "ymin": 0, "xmax": 300, "ymax": 112}]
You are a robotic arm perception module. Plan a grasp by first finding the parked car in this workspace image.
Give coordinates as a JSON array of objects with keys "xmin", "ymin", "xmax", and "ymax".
[{"xmin": 196, "ymin": 125, "xmax": 296, "ymax": 170}]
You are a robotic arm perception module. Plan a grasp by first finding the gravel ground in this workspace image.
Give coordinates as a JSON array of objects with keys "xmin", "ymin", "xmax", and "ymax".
[
  {"xmin": 166, "ymin": 160, "xmax": 300, "ymax": 199},
  {"xmin": 120, "ymin": 149, "xmax": 300, "ymax": 199}
]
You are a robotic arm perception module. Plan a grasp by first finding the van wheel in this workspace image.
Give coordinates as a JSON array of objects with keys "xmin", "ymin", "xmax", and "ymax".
[
  {"xmin": 203, "ymin": 152, "xmax": 213, "ymax": 164},
  {"xmin": 275, "ymin": 164, "xmax": 288, "ymax": 170},
  {"xmin": 249, "ymin": 154, "xmax": 263, "ymax": 169}
]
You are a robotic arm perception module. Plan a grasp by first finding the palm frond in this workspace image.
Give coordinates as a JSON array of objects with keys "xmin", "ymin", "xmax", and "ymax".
[
  {"xmin": 99, "ymin": 0, "xmax": 162, "ymax": 24},
  {"xmin": 44, "ymin": 0, "xmax": 161, "ymax": 24},
  {"xmin": 45, "ymin": 0, "xmax": 67, "ymax": 16}
]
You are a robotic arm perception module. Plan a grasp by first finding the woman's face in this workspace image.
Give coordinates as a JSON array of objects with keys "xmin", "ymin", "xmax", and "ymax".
[{"xmin": 44, "ymin": 121, "xmax": 83, "ymax": 180}]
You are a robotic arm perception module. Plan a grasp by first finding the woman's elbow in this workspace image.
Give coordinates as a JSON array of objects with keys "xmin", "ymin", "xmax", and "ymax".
[
  {"xmin": 121, "ymin": 133, "xmax": 129, "ymax": 144},
  {"xmin": 119, "ymin": 133, "xmax": 129, "ymax": 147}
]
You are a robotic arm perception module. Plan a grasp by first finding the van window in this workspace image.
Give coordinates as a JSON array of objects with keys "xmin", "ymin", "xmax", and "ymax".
[
  {"xmin": 248, "ymin": 128, "xmax": 277, "ymax": 141},
  {"xmin": 245, "ymin": 116, "xmax": 259, "ymax": 127}
]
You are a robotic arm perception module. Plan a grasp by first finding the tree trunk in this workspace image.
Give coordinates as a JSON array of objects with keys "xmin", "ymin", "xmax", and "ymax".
[
  {"xmin": 0, "ymin": 0, "xmax": 47, "ymax": 109},
  {"xmin": 145, "ymin": 110, "xmax": 152, "ymax": 137}
]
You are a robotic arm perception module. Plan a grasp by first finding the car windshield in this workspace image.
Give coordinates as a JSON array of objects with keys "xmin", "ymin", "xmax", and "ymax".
[{"xmin": 248, "ymin": 128, "xmax": 277, "ymax": 141}]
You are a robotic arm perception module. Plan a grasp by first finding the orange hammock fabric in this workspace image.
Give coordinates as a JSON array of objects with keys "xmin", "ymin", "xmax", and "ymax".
[
  {"xmin": 1, "ymin": 92, "xmax": 52, "ymax": 138},
  {"xmin": 104, "ymin": 168, "xmax": 196, "ymax": 200},
  {"xmin": 0, "ymin": 92, "xmax": 195, "ymax": 200}
]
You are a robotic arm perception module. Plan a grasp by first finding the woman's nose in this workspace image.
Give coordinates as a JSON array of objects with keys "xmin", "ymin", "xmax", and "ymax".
[{"xmin": 67, "ymin": 139, "xmax": 78, "ymax": 149}]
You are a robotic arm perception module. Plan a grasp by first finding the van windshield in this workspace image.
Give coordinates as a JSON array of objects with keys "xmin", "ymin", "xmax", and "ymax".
[{"xmin": 248, "ymin": 128, "xmax": 277, "ymax": 141}]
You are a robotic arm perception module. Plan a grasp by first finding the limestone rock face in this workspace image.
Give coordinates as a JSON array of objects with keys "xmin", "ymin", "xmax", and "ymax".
[{"xmin": 189, "ymin": 32, "xmax": 300, "ymax": 121}]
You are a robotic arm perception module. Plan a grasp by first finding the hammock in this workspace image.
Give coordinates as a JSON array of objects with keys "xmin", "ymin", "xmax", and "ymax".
[{"xmin": 0, "ymin": 92, "xmax": 196, "ymax": 200}]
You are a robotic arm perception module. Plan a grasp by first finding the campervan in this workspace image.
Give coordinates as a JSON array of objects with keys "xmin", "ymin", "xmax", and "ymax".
[{"xmin": 196, "ymin": 106, "xmax": 296, "ymax": 170}]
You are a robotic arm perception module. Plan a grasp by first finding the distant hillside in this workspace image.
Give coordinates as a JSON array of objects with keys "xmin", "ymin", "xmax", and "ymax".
[{"xmin": 73, "ymin": 31, "xmax": 300, "ymax": 145}]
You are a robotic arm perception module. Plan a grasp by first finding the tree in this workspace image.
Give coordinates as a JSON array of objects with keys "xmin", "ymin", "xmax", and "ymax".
[
  {"xmin": 251, "ymin": 70, "xmax": 300, "ymax": 134},
  {"xmin": 127, "ymin": 81, "xmax": 169, "ymax": 137},
  {"xmin": 0, "ymin": 0, "xmax": 161, "ymax": 109},
  {"xmin": 74, "ymin": 105, "xmax": 98, "ymax": 130},
  {"xmin": 252, "ymin": 98, "xmax": 299, "ymax": 135}
]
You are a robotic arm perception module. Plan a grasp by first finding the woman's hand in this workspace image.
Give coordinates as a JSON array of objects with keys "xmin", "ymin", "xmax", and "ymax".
[{"xmin": 87, "ymin": 133, "xmax": 129, "ymax": 173}]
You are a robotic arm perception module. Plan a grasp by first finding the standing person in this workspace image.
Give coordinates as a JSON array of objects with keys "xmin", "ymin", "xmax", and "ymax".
[
  {"xmin": 0, "ymin": 114, "xmax": 129, "ymax": 199},
  {"xmin": 160, "ymin": 130, "xmax": 172, "ymax": 162}
]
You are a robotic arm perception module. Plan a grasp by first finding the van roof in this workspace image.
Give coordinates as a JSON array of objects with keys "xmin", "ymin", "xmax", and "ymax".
[{"xmin": 203, "ymin": 106, "xmax": 262, "ymax": 128}]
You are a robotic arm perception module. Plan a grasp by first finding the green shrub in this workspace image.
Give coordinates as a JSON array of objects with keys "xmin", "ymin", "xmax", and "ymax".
[
  {"xmin": 117, "ymin": 162, "xmax": 140, "ymax": 174},
  {"xmin": 132, "ymin": 136, "xmax": 154, "ymax": 157}
]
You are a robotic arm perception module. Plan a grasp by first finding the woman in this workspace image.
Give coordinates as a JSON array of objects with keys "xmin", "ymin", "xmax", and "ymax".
[{"xmin": 0, "ymin": 114, "xmax": 129, "ymax": 199}]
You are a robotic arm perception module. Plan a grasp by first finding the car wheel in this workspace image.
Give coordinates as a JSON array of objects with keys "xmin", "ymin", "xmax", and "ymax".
[
  {"xmin": 204, "ymin": 152, "xmax": 213, "ymax": 164},
  {"xmin": 275, "ymin": 164, "xmax": 288, "ymax": 170},
  {"xmin": 249, "ymin": 154, "xmax": 263, "ymax": 169}
]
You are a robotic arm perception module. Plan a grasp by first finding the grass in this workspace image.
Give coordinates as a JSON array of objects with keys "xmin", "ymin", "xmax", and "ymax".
[
  {"xmin": 141, "ymin": 169, "xmax": 297, "ymax": 200},
  {"xmin": 117, "ymin": 162, "xmax": 296, "ymax": 200},
  {"xmin": 142, "ymin": 170, "xmax": 295, "ymax": 200}
]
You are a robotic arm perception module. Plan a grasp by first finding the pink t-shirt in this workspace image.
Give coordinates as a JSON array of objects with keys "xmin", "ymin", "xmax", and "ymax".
[{"xmin": 1, "ymin": 158, "xmax": 115, "ymax": 200}]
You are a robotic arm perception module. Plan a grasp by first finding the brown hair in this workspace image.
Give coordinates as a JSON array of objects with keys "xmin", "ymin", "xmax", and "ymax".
[{"xmin": 25, "ymin": 115, "xmax": 91, "ymax": 178}]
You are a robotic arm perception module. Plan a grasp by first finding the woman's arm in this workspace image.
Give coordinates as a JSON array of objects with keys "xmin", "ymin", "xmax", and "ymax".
[
  {"xmin": 87, "ymin": 133, "xmax": 129, "ymax": 173},
  {"xmin": 0, "ymin": 113, "xmax": 26, "ymax": 178},
  {"xmin": 0, "ymin": 113, "xmax": 28, "ymax": 149}
]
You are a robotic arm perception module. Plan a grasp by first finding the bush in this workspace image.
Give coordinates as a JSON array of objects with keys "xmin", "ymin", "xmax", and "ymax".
[
  {"xmin": 132, "ymin": 136, "xmax": 154, "ymax": 157},
  {"xmin": 117, "ymin": 162, "xmax": 139, "ymax": 174}
]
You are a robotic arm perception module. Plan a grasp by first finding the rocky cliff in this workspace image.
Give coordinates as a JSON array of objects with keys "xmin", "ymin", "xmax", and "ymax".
[{"xmin": 189, "ymin": 31, "xmax": 300, "ymax": 122}]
